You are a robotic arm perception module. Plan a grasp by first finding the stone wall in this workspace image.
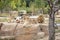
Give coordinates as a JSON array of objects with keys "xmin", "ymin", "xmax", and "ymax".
[{"xmin": 0, "ymin": 23, "xmax": 48, "ymax": 40}]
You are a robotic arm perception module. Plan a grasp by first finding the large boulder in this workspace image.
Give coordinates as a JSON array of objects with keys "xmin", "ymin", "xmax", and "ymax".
[
  {"xmin": 0, "ymin": 23, "xmax": 40, "ymax": 40},
  {"xmin": 15, "ymin": 24, "xmax": 40, "ymax": 40},
  {"xmin": 0, "ymin": 23, "xmax": 49, "ymax": 40},
  {"xmin": 0, "ymin": 23, "xmax": 17, "ymax": 36}
]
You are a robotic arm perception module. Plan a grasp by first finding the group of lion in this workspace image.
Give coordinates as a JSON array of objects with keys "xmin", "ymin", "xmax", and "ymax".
[{"xmin": 15, "ymin": 14, "xmax": 44, "ymax": 24}]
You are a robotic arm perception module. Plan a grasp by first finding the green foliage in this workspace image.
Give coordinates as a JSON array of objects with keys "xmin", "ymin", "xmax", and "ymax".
[
  {"xmin": 44, "ymin": 5, "xmax": 50, "ymax": 14},
  {"xmin": 22, "ymin": 1, "xmax": 26, "ymax": 8},
  {"xmin": 0, "ymin": 0, "xmax": 52, "ymax": 14},
  {"xmin": 10, "ymin": 1, "xmax": 16, "ymax": 9}
]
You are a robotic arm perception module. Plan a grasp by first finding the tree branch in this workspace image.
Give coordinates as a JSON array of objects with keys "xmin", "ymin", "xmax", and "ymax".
[
  {"xmin": 54, "ymin": 5, "xmax": 60, "ymax": 13},
  {"xmin": 53, "ymin": 0, "xmax": 59, "ymax": 5},
  {"xmin": 53, "ymin": 0, "xmax": 60, "ymax": 13}
]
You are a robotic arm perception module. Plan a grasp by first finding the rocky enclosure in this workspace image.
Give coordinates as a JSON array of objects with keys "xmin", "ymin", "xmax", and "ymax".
[{"xmin": 0, "ymin": 23, "xmax": 48, "ymax": 40}]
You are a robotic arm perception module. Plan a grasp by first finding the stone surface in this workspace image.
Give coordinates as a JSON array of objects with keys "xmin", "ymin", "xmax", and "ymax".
[
  {"xmin": 37, "ymin": 32, "xmax": 45, "ymax": 39},
  {"xmin": 0, "ymin": 23, "xmax": 49, "ymax": 40},
  {"xmin": 39, "ymin": 24, "xmax": 49, "ymax": 35},
  {"xmin": 15, "ymin": 24, "xmax": 40, "ymax": 40},
  {"xmin": 15, "ymin": 34, "xmax": 37, "ymax": 40},
  {"xmin": 0, "ymin": 23, "xmax": 40, "ymax": 40}
]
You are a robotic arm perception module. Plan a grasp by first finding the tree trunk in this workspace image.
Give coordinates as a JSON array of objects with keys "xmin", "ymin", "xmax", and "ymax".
[
  {"xmin": 49, "ymin": 9, "xmax": 55, "ymax": 40},
  {"xmin": 48, "ymin": 0, "xmax": 55, "ymax": 40}
]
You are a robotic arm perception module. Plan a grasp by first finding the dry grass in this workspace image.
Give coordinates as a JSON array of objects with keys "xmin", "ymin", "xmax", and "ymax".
[{"xmin": 0, "ymin": 18, "xmax": 8, "ymax": 22}]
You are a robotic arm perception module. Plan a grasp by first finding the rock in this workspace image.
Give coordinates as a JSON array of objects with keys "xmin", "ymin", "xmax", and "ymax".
[
  {"xmin": 15, "ymin": 34, "xmax": 36, "ymax": 40},
  {"xmin": 1, "ymin": 23, "xmax": 17, "ymax": 31},
  {"xmin": 15, "ymin": 24, "xmax": 40, "ymax": 35},
  {"xmin": 15, "ymin": 24, "xmax": 40, "ymax": 40},
  {"xmin": 0, "ymin": 23, "xmax": 40, "ymax": 40},
  {"xmin": 37, "ymin": 32, "xmax": 45, "ymax": 39},
  {"xmin": 0, "ymin": 23, "xmax": 17, "ymax": 36},
  {"xmin": 39, "ymin": 24, "xmax": 49, "ymax": 35}
]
